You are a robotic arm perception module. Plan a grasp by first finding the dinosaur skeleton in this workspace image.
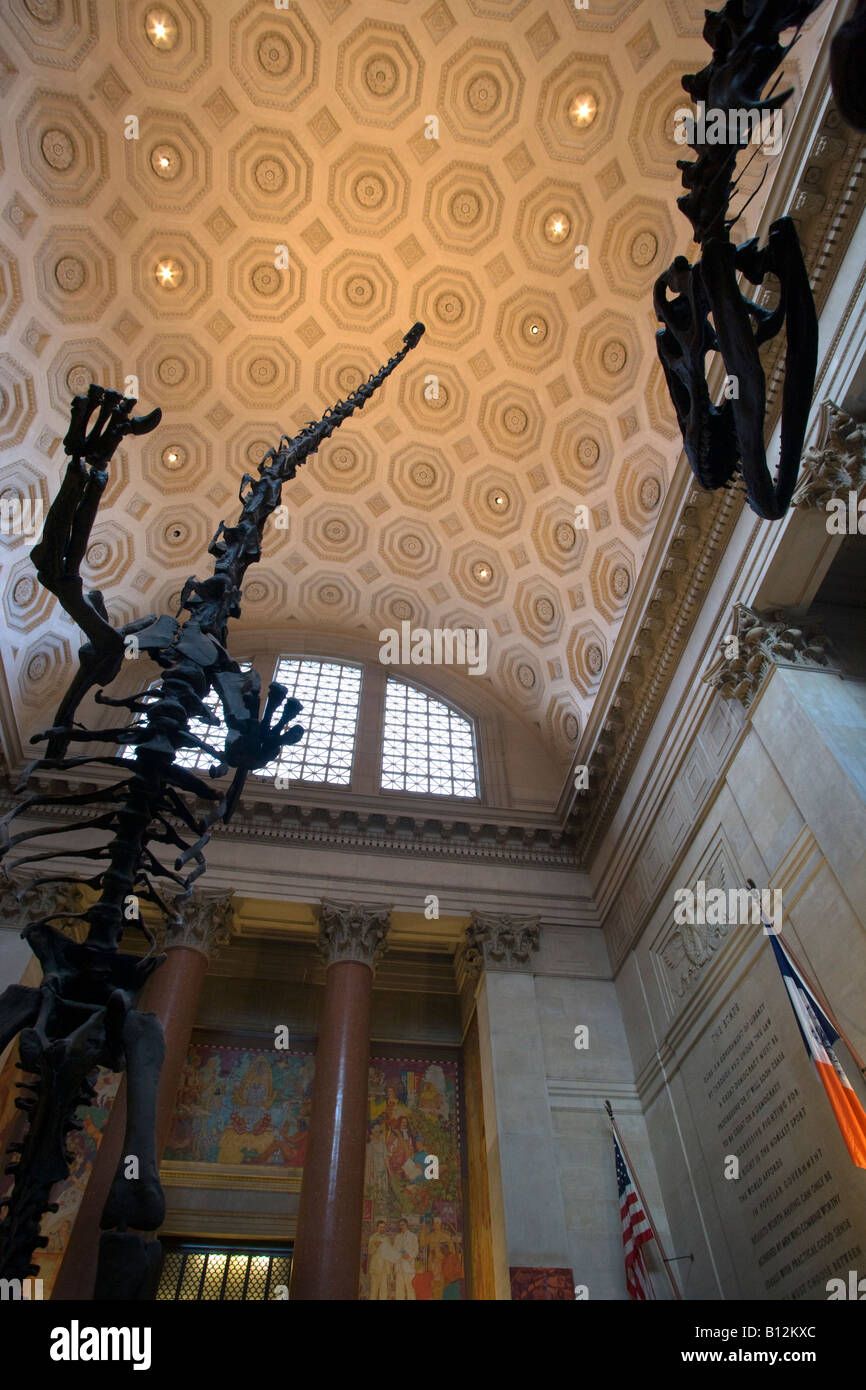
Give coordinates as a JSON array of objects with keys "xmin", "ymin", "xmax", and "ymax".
[
  {"xmin": 654, "ymin": 0, "xmax": 827, "ymax": 520},
  {"xmin": 830, "ymin": 0, "xmax": 866, "ymax": 133},
  {"xmin": 0, "ymin": 321, "xmax": 424, "ymax": 1297}
]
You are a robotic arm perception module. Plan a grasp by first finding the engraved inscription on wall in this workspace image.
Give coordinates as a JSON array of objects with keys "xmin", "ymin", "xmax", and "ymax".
[{"xmin": 694, "ymin": 977, "xmax": 864, "ymax": 1299}]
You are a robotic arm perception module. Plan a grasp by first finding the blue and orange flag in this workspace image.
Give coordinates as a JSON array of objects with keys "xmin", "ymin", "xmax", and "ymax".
[{"xmin": 768, "ymin": 932, "xmax": 866, "ymax": 1169}]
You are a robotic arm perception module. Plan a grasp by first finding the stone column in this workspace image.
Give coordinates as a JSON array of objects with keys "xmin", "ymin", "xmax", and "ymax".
[
  {"xmin": 148, "ymin": 892, "xmax": 234, "ymax": 1153},
  {"xmin": 461, "ymin": 911, "xmax": 574, "ymax": 1300},
  {"xmin": 290, "ymin": 899, "xmax": 390, "ymax": 1301},
  {"xmin": 51, "ymin": 891, "xmax": 233, "ymax": 1300}
]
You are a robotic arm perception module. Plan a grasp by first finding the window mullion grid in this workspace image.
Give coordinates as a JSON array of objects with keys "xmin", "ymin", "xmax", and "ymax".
[{"xmin": 380, "ymin": 678, "xmax": 477, "ymax": 798}]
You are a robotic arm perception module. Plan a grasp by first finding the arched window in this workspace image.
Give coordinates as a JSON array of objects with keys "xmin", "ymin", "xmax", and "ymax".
[
  {"xmin": 380, "ymin": 677, "xmax": 479, "ymax": 798},
  {"xmin": 260, "ymin": 657, "xmax": 363, "ymax": 787},
  {"xmin": 124, "ymin": 660, "xmax": 480, "ymax": 800}
]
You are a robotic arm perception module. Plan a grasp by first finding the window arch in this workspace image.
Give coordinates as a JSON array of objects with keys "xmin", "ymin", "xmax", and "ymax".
[{"xmin": 380, "ymin": 677, "xmax": 479, "ymax": 798}]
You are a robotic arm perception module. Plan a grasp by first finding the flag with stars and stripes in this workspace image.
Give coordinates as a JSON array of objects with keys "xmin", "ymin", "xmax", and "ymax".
[{"xmin": 613, "ymin": 1132, "xmax": 655, "ymax": 1300}]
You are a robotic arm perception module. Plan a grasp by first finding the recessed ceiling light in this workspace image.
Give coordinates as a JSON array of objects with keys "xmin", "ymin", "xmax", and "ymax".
[
  {"xmin": 569, "ymin": 92, "xmax": 598, "ymax": 128},
  {"xmin": 156, "ymin": 261, "xmax": 178, "ymax": 286},
  {"xmin": 145, "ymin": 9, "xmax": 177, "ymax": 49},
  {"xmin": 544, "ymin": 212, "xmax": 571, "ymax": 243}
]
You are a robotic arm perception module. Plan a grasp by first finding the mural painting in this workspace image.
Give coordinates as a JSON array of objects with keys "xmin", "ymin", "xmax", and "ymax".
[
  {"xmin": 361, "ymin": 1058, "xmax": 465, "ymax": 1301},
  {"xmin": 0, "ymin": 1060, "xmax": 120, "ymax": 1297},
  {"xmin": 162, "ymin": 1043, "xmax": 465, "ymax": 1299},
  {"xmin": 163, "ymin": 1045, "xmax": 315, "ymax": 1172}
]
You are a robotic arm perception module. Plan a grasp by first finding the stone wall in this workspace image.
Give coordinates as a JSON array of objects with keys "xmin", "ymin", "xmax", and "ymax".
[
  {"xmin": 616, "ymin": 666, "xmax": 866, "ymax": 1299},
  {"xmin": 470, "ymin": 922, "xmax": 675, "ymax": 1299}
]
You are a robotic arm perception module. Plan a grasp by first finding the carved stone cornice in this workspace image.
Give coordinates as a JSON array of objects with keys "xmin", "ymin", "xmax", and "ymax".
[
  {"xmin": 702, "ymin": 604, "xmax": 835, "ymax": 710},
  {"xmin": 568, "ymin": 483, "xmax": 740, "ymax": 863},
  {"xmin": 763, "ymin": 100, "xmax": 865, "ymax": 403},
  {"xmin": 228, "ymin": 802, "xmax": 576, "ymax": 865},
  {"xmin": 460, "ymin": 910, "xmax": 541, "ymax": 980},
  {"xmin": 0, "ymin": 775, "xmax": 580, "ymax": 870},
  {"xmin": 161, "ymin": 890, "xmax": 235, "ymax": 960},
  {"xmin": 792, "ymin": 399, "xmax": 866, "ymax": 508},
  {"xmin": 317, "ymin": 899, "xmax": 391, "ymax": 971}
]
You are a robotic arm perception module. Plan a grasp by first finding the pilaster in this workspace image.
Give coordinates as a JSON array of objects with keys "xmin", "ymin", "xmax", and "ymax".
[{"xmin": 463, "ymin": 911, "xmax": 573, "ymax": 1299}]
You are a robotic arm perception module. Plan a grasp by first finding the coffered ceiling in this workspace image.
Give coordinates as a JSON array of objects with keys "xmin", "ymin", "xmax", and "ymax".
[{"xmin": 0, "ymin": 0, "xmax": 827, "ymax": 777}]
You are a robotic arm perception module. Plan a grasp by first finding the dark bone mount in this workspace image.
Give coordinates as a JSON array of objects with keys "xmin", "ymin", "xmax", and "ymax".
[
  {"xmin": 653, "ymin": 0, "xmax": 864, "ymax": 520},
  {"xmin": 0, "ymin": 323, "xmax": 425, "ymax": 1297}
]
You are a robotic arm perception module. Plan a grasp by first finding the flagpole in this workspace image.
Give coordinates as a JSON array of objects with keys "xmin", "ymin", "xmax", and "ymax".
[
  {"xmin": 604, "ymin": 1100, "xmax": 682, "ymax": 1300},
  {"xmin": 747, "ymin": 880, "xmax": 866, "ymax": 1079}
]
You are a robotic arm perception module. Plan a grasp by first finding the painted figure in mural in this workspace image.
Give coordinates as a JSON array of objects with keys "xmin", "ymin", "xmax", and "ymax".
[
  {"xmin": 406, "ymin": 1132, "xmax": 434, "ymax": 1184},
  {"xmin": 414, "ymin": 1213, "xmax": 464, "ymax": 1300},
  {"xmin": 168, "ymin": 1056, "xmax": 213, "ymax": 1156},
  {"xmin": 219, "ymin": 1056, "xmax": 276, "ymax": 1163},
  {"xmin": 422, "ymin": 1213, "xmax": 454, "ymax": 1299},
  {"xmin": 365, "ymin": 1115, "xmax": 389, "ymax": 1202},
  {"xmin": 441, "ymin": 1245, "xmax": 464, "ymax": 1300},
  {"xmin": 418, "ymin": 1065, "xmax": 449, "ymax": 1119},
  {"xmin": 381, "ymin": 1083, "xmax": 411, "ymax": 1129},
  {"xmin": 394, "ymin": 1218, "xmax": 419, "ymax": 1300},
  {"xmin": 386, "ymin": 1115, "xmax": 415, "ymax": 1180},
  {"xmin": 367, "ymin": 1220, "xmax": 395, "ymax": 1300},
  {"xmin": 257, "ymin": 1093, "xmax": 311, "ymax": 1167}
]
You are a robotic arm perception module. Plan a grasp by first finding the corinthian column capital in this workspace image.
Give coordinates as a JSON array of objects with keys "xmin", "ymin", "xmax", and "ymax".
[
  {"xmin": 0, "ymin": 873, "xmax": 86, "ymax": 935},
  {"xmin": 317, "ymin": 899, "xmax": 391, "ymax": 971},
  {"xmin": 162, "ymin": 890, "xmax": 235, "ymax": 960},
  {"xmin": 461, "ymin": 910, "xmax": 541, "ymax": 980},
  {"xmin": 702, "ymin": 604, "xmax": 835, "ymax": 710},
  {"xmin": 792, "ymin": 399, "xmax": 866, "ymax": 508}
]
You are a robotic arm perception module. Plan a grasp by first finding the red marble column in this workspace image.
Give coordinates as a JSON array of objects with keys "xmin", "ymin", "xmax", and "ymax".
[
  {"xmin": 290, "ymin": 900, "xmax": 390, "ymax": 1301},
  {"xmin": 51, "ymin": 892, "xmax": 233, "ymax": 1300}
]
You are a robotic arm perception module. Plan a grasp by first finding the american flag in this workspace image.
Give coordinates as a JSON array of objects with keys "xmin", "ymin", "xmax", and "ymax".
[{"xmin": 613, "ymin": 1132, "xmax": 655, "ymax": 1300}]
